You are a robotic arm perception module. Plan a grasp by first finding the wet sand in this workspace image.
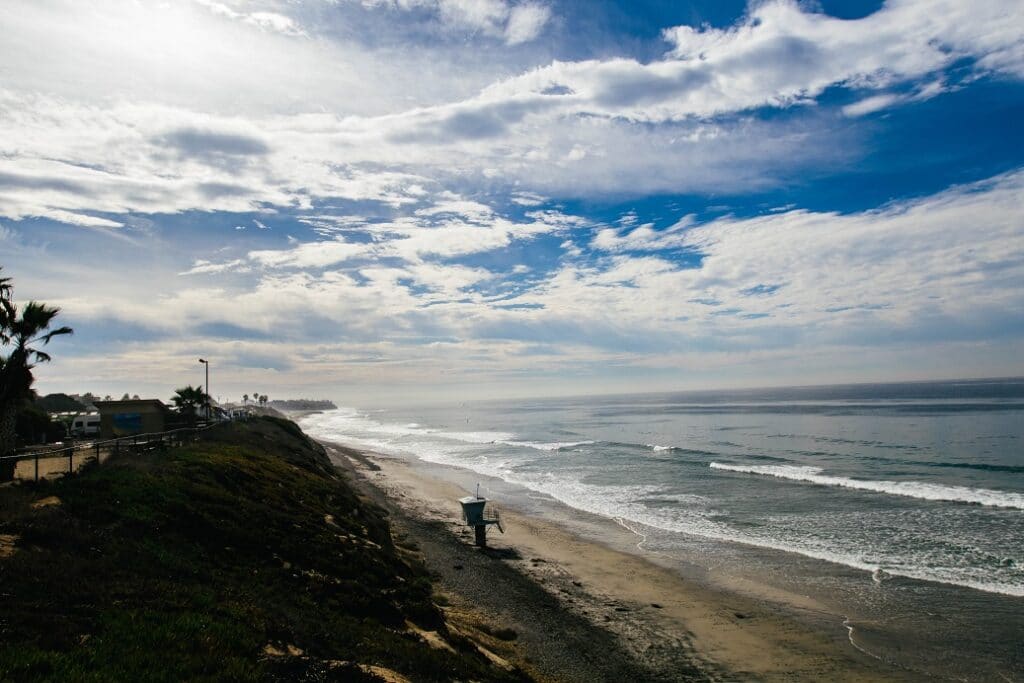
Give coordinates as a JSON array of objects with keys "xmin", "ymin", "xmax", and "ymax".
[{"xmin": 321, "ymin": 440, "xmax": 920, "ymax": 682}]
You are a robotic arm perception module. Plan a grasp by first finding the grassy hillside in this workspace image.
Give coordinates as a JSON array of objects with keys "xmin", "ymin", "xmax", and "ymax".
[{"xmin": 0, "ymin": 417, "xmax": 529, "ymax": 682}]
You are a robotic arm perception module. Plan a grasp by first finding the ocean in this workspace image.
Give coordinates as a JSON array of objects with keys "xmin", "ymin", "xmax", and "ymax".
[{"xmin": 300, "ymin": 378, "xmax": 1024, "ymax": 677}]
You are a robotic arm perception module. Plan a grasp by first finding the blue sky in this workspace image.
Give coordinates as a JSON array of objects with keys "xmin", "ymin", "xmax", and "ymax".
[{"xmin": 1, "ymin": 0, "xmax": 1022, "ymax": 405}]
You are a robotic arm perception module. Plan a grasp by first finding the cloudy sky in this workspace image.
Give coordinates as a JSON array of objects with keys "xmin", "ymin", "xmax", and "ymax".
[{"xmin": 3, "ymin": 0, "xmax": 1023, "ymax": 405}]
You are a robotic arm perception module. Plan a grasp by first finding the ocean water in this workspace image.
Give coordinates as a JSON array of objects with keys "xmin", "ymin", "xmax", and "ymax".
[
  {"xmin": 301, "ymin": 379, "xmax": 1024, "ymax": 600},
  {"xmin": 301, "ymin": 379, "xmax": 1024, "ymax": 676}
]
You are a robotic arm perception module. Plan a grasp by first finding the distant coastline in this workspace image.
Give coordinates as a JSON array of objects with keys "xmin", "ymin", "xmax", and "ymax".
[{"xmin": 268, "ymin": 399, "xmax": 338, "ymax": 412}]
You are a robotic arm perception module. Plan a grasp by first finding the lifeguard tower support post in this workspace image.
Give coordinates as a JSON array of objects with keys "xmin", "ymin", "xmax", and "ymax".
[{"xmin": 458, "ymin": 485, "xmax": 503, "ymax": 547}]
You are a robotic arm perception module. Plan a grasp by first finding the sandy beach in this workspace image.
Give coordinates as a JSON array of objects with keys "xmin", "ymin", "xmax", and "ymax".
[{"xmin": 321, "ymin": 439, "xmax": 921, "ymax": 682}]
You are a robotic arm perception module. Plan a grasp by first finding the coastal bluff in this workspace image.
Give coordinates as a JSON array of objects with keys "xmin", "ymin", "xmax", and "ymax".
[{"xmin": 0, "ymin": 417, "xmax": 530, "ymax": 682}]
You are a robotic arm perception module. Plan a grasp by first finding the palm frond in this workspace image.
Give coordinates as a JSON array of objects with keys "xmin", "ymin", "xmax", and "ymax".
[
  {"xmin": 36, "ymin": 326, "xmax": 74, "ymax": 345},
  {"xmin": 0, "ymin": 284, "xmax": 73, "ymax": 401},
  {"xmin": 17, "ymin": 302, "xmax": 61, "ymax": 333},
  {"xmin": 31, "ymin": 350, "xmax": 52, "ymax": 363}
]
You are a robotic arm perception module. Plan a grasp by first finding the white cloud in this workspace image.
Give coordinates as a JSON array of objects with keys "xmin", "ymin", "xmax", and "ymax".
[
  {"xmin": 359, "ymin": 0, "xmax": 551, "ymax": 44},
  {"xmin": 248, "ymin": 239, "xmax": 368, "ymax": 269},
  {"xmin": 227, "ymin": 198, "xmax": 577, "ymax": 270},
  {"xmin": 505, "ymin": 3, "xmax": 550, "ymax": 45},
  {"xmin": 842, "ymin": 93, "xmax": 902, "ymax": 117},
  {"xmin": 37, "ymin": 210, "xmax": 124, "ymax": 230},
  {"xmin": 181, "ymin": 259, "xmax": 249, "ymax": 275},
  {"xmin": 576, "ymin": 171, "xmax": 1024, "ymax": 337},
  {"xmin": 23, "ymin": 171, "xmax": 1024, "ymax": 400},
  {"xmin": 4, "ymin": 0, "xmax": 1021, "ymax": 227},
  {"xmin": 0, "ymin": 0, "xmax": 512, "ymax": 117},
  {"xmin": 74, "ymin": 171, "xmax": 1023, "ymax": 356},
  {"xmin": 511, "ymin": 191, "xmax": 546, "ymax": 206},
  {"xmin": 195, "ymin": 1, "xmax": 306, "ymax": 36},
  {"xmin": 469, "ymin": 0, "xmax": 1024, "ymax": 124}
]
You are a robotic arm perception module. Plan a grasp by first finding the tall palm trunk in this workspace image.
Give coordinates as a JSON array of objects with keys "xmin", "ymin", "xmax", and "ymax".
[{"xmin": 0, "ymin": 401, "xmax": 18, "ymax": 481}]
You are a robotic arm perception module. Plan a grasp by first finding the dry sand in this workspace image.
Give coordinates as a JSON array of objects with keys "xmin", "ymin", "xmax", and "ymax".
[{"xmin": 323, "ymin": 441, "xmax": 922, "ymax": 682}]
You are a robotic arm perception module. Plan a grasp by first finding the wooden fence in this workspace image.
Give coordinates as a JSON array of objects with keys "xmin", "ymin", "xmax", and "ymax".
[{"xmin": 1, "ymin": 424, "xmax": 216, "ymax": 483}]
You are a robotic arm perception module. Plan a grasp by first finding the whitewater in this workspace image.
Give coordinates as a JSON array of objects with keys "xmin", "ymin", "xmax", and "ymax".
[{"xmin": 300, "ymin": 379, "xmax": 1024, "ymax": 598}]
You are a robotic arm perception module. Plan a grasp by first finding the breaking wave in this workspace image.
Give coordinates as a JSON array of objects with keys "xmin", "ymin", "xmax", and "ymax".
[{"xmin": 709, "ymin": 462, "xmax": 1024, "ymax": 510}]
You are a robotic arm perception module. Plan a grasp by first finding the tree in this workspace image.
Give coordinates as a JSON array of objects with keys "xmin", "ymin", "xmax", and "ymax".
[
  {"xmin": 260, "ymin": 395, "xmax": 268, "ymax": 406},
  {"xmin": 172, "ymin": 385, "xmax": 206, "ymax": 425},
  {"xmin": 1, "ymin": 269, "xmax": 74, "ymax": 479},
  {"xmin": 121, "ymin": 393, "xmax": 130, "ymax": 401},
  {"xmin": 35, "ymin": 393, "xmax": 87, "ymax": 413},
  {"xmin": 16, "ymin": 405, "xmax": 65, "ymax": 446},
  {"xmin": 243, "ymin": 393, "xmax": 249, "ymax": 405}
]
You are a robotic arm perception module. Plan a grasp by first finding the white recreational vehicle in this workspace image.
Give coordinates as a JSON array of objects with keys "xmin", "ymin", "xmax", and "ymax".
[{"xmin": 70, "ymin": 413, "xmax": 101, "ymax": 437}]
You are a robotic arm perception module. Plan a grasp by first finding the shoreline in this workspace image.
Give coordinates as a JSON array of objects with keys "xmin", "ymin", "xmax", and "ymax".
[{"xmin": 319, "ymin": 438, "xmax": 914, "ymax": 682}]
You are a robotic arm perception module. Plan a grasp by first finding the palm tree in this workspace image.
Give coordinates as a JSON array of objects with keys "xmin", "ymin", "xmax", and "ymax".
[
  {"xmin": 242, "ymin": 393, "xmax": 249, "ymax": 405},
  {"xmin": 260, "ymin": 394, "xmax": 268, "ymax": 406},
  {"xmin": 0, "ymin": 268, "xmax": 12, "ymax": 327},
  {"xmin": 172, "ymin": 385, "xmax": 206, "ymax": 425},
  {"xmin": 1, "ymin": 277, "xmax": 74, "ymax": 479}
]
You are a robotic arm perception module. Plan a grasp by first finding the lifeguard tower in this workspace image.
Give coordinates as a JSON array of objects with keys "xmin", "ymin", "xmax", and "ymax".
[{"xmin": 458, "ymin": 485, "xmax": 504, "ymax": 547}]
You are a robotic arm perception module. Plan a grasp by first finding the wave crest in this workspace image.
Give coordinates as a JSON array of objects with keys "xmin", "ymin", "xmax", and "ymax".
[{"xmin": 709, "ymin": 462, "xmax": 1024, "ymax": 510}]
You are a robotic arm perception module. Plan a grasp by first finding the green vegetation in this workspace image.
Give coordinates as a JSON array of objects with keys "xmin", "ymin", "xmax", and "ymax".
[
  {"xmin": 0, "ymin": 417, "xmax": 527, "ymax": 682},
  {"xmin": 171, "ymin": 385, "xmax": 207, "ymax": 425},
  {"xmin": 34, "ymin": 394, "xmax": 88, "ymax": 414},
  {"xmin": 15, "ymin": 405, "xmax": 66, "ymax": 446},
  {"xmin": 1, "ymin": 267, "xmax": 74, "ymax": 479}
]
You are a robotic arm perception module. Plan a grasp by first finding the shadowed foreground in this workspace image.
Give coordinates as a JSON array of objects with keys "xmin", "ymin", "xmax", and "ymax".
[{"xmin": 0, "ymin": 417, "xmax": 529, "ymax": 682}]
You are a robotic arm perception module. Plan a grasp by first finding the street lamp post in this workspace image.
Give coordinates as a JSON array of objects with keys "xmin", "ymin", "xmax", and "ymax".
[{"xmin": 198, "ymin": 358, "xmax": 210, "ymax": 421}]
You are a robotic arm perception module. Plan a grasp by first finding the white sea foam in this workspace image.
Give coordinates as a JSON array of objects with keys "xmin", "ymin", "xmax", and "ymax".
[
  {"xmin": 299, "ymin": 410, "xmax": 1024, "ymax": 597},
  {"xmin": 300, "ymin": 408, "xmax": 514, "ymax": 446},
  {"xmin": 499, "ymin": 440, "xmax": 595, "ymax": 451},
  {"xmin": 477, "ymin": 468, "xmax": 1024, "ymax": 597},
  {"xmin": 431, "ymin": 429, "xmax": 517, "ymax": 443},
  {"xmin": 302, "ymin": 407, "xmax": 595, "ymax": 454},
  {"xmin": 709, "ymin": 462, "xmax": 1024, "ymax": 510},
  {"xmin": 546, "ymin": 483, "xmax": 1024, "ymax": 597}
]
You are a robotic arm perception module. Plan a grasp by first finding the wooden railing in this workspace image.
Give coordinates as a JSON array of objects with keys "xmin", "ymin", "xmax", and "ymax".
[{"xmin": 1, "ymin": 424, "xmax": 218, "ymax": 483}]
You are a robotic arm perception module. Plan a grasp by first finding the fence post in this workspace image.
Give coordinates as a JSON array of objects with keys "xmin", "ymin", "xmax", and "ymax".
[
  {"xmin": 68, "ymin": 446, "xmax": 73, "ymax": 474},
  {"xmin": 35, "ymin": 454, "xmax": 39, "ymax": 483}
]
